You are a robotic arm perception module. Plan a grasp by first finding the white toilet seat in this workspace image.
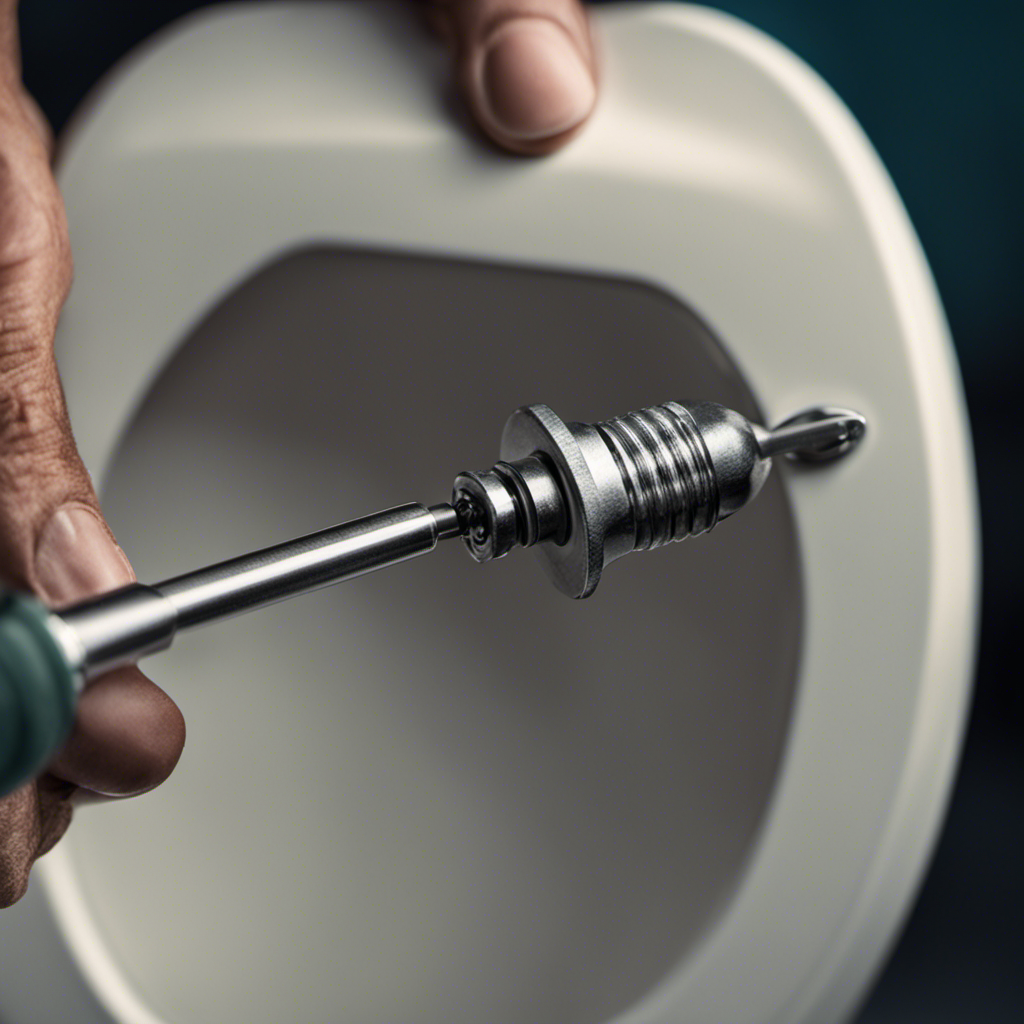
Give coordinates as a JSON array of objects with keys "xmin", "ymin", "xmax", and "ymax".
[{"xmin": 0, "ymin": 4, "xmax": 977, "ymax": 1023}]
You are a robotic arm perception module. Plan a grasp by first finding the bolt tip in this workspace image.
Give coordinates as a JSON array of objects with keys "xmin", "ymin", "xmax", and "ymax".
[{"xmin": 765, "ymin": 407, "xmax": 867, "ymax": 462}]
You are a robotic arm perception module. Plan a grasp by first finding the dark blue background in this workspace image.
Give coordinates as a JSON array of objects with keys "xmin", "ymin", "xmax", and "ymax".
[{"xmin": 17, "ymin": 2, "xmax": 1023, "ymax": 1020}]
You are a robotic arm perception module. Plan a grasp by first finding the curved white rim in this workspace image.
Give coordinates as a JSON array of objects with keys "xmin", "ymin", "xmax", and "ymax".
[{"xmin": 33, "ymin": 5, "xmax": 978, "ymax": 1024}]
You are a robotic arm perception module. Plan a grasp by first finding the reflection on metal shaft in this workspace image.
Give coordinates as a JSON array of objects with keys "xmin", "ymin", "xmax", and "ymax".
[{"xmin": 52, "ymin": 399, "xmax": 864, "ymax": 680}]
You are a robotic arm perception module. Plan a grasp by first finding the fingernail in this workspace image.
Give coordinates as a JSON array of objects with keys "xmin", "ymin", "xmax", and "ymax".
[
  {"xmin": 477, "ymin": 18, "xmax": 596, "ymax": 142},
  {"xmin": 35, "ymin": 505, "xmax": 135, "ymax": 605}
]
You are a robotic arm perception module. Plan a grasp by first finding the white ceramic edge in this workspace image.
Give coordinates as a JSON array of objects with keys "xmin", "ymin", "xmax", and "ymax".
[
  {"xmin": 614, "ymin": 8, "xmax": 979, "ymax": 1024},
  {"xmin": 28, "ymin": 5, "xmax": 979, "ymax": 1024},
  {"xmin": 24, "ymin": 855, "xmax": 168, "ymax": 1024}
]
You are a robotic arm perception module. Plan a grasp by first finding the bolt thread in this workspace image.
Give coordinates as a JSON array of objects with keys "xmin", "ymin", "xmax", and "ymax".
[{"xmin": 596, "ymin": 402, "xmax": 720, "ymax": 550}]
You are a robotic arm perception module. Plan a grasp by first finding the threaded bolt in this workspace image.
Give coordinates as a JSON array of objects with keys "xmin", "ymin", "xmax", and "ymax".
[
  {"xmin": 453, "ymin": 400, "xmax": 863, "ymax": 598},
  {"xmin": 596, "ymin": 402, "xmax": 720, "ymax": 550}
]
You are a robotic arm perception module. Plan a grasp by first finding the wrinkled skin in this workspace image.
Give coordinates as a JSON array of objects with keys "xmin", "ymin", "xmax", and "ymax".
[{"xmin": 0, "ymin": 0, "xmax": 596, "ymax": 908}]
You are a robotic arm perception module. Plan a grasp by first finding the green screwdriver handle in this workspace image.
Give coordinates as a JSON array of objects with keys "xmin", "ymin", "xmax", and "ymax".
[{"xmin": 0, "ymin": 590, "xmax": 78, "ymax": 797}]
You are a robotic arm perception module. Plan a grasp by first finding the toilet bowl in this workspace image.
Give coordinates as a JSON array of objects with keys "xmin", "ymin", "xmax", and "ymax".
[{"xmin": 0, "ymin": 4, "xmax": 978, "ymax": 1023}]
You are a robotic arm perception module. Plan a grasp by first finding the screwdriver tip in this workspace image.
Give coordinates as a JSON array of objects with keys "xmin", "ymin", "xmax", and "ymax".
[{"xmin": 428, "ymin": 503, "xmax": 465, "ymax": 541}]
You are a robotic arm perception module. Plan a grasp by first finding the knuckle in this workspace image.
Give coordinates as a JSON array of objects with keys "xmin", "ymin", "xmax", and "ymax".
[
  {"xmin": 0, "ymin": 359, "xmax": 74, "ymax": 484},
  {"xmin": 0, "ymin": 382, "xmax": 36, "ymax": 453},
  {"xmin": 0, "ymin": 144, "xmax": 72, "ymax": 334},
  {"xmin": 0, "ymin": 153, "xmax": 68, "ymax": 271}
]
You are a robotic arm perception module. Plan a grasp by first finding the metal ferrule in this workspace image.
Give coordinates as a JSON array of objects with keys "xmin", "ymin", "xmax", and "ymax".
[{"xmin": 59, "ymin": 583, "xmax": 177, "ymax": 679}]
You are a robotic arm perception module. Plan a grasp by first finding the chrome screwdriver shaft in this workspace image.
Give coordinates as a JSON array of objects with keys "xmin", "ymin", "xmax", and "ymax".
[{"xmin": 58, "ymin": 503, "xmax": 463, "ymax": 682}]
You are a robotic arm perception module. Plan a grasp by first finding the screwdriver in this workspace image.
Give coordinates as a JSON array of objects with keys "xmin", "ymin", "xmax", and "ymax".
[{"xmin": 0, "ymin": 399, "xmax": 865, "ymax": 795}]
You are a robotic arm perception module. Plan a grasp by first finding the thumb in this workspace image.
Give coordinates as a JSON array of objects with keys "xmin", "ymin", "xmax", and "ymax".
[
  {"xmin": 34, "ymin": 506, "xmax": 186, "ymax": 798},
  {"xmin": 426, "ymin": 0, "xmax": 598, "ymax": 155}
]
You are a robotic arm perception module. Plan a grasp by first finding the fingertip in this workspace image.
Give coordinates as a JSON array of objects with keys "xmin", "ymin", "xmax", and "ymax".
[
  {"xmin": 469, "ymin": 17, "xmax": 596, "ymax": 153},
  {"xmin": 49, "ymin": 667, "xmax": 185, "ymax": 798}
]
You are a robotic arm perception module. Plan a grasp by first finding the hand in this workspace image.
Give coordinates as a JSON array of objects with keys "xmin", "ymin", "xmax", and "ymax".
[
  {"xmin": 0, "ymin": 3, "xmax": 187, "ymax": 909},
  {"xmin": 0, "ymin": 0, "xmax": 596, "ymax": 909}
]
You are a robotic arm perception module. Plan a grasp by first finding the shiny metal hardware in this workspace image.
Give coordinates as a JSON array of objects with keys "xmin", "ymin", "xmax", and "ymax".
[
  {"xmin": 58, "ymin": 504, "xmax": 458, "ymax": 680},
  {"xmin": 453, "ymin": 401, "xmax": 866, "ymax": 597},
  {"xmin": 763, "ymin": 406, "xmax": 867, "ymax": 462},
  {"xmin": 47, "ymin": 400, "xmax": 864, "ymax": 682}
]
